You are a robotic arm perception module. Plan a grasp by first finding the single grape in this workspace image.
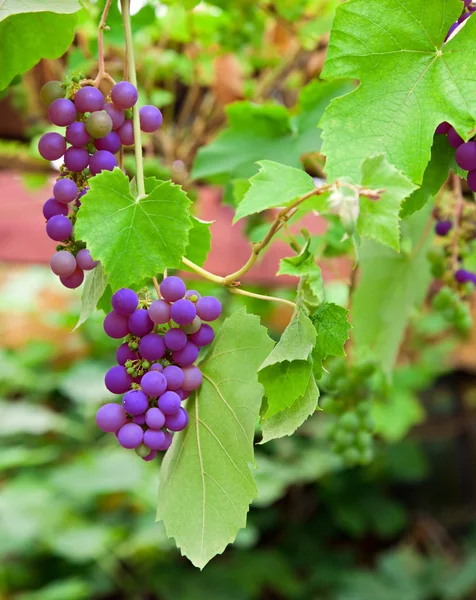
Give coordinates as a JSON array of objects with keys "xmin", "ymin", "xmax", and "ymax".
[
  {"xmin": 181, "ymin": 366, "xmax": 203, "ymax": 391},
  {"xmin": 468, "ymin": 169, "xmax": 476, "ymax": 192},
  {"xmin": 117, "ymin": 120, "xmax": 134, "ymax": 146},
  {"xmin": 158, "ymin": 391, "xmax": 181, "ymax": 415},
  {"xmin": 171, "ymin": 342, "xmax": 199, "ymax": 367},
  {"xmin": 112, "ymin": 288, "xmax": 139, "ymax": 316},
  {"xmin": 60, "ymin": 266, "xmax": 84, "ymax": 289},
  {"xmin": 40, "ymin": 81, "xmax": 65, "ymax": 106},
  {"xmin": 74, "ymin": 86, "xmax": 105, "ymax": 113},
  {"xmin": 165, "ymin": 407, "xmax": 189, "ymax": 432},
  {"xmin": 171, "ymin": 298, "xmax": 196, "ymax": 325},
  {"xmin": 149, "ymin": 363, "xmax": 163, "ymax": 373},
  {"xmin": 85, "ymin": 110, "xmax": 113, "ymax": 139},
  {"xmin": 48, "ymin": 98, "xmax": 76, "ymax": 127},
  {"xmin": 65, "ymin": 121, "xmax": 91, "ymax": 147},
  {"xmin": 448, "ymin": 127, "xmax": 464, "ymax": 148},
  {"xmin": 76, "ymin": 248, "xmax": 99, "ymax": 271},
  {"xmin": 128, "ymin": 309, "xmax": 154, "ymax": 337},
  {"xmin": 96, "ymin": 403, "xmax": 127, "ymax": 432},
  {"xmin": 94, "ymin": 131, "xmax": 121, "ymax": 153},
  {"xmin": 104, "ymin": 311, "xmax": 130, "ymax": 338},
  {"xmin": 133, "ymin": 413, "xmax": 146, "ymax": 425},
  {"xmin": 53, "ymin": 178, "xmax": 78, "ymax": 204},
  {"xmin": 123, "ymin": 389, "xmax": 148, "ymax": 415},
  {"xmin": 455, "ymin": 141, "xmax": 476, "ymax": 171},
  {"xmin": 435, "ymin": 122, "xmax": 451, "ymax": 135},
  {"xmin": 46, "ymin": 214, "xmax": 72, "ymax": 241},
  {"xmin": 116, "ymin": 342, "xmax": 138, "ymax": 366},
  {"xmin": 145, "ymin": 407, "xmax": 166, "ymax": 429},
  {"xmin": 141, "ymin": 371, "xmax": 167, "ymax": 397},
  {"xmin": 339, "ymin": 412, "xmax": 360, "ymax": 431},
  {"xmin": 356, "ymin": 431, "xmax": 372, "ymax": 450},
  {"xmin": 135, "ymin": 443, "xmax": 150, "ymax": 457},
  {"xmin": 43, "ymin": 198, "xmax": 68, "ymax": 220},
  {"xmin": 117, "ymin": 422, "xmax": 143, "ymax": 449},
  {"xmin": 143, "ymin": 449, "xmax": 157, "ymax": 461},
  {"xmin": 164, "ymin": 328, "xmax": 187, "ymax": 351},
  {"xmin": 50, "ymin": 250, "xmax": 76, "ymax": 277},
  {"xmin": 64, "ymin": 147, "xmax": 89, "ymax": 172},
  {"xmin": 158, "ymin": 431, "xmax": 173, "ymax": 451},
  {"xmin": 342, "ymin": 447, "xmax": 361, "ymax": 466},
  {"xmin": 190, "ymin": 324, "xmax": 214, "ymax": 347},
  {"xmin": 138, "ymin": 333, "xmax": 166, "ymax": 361},
  {"xmin": 105, "ymin": 365, "xmax": 133, "ymax": 394},
  {"xmin": 104, "ymin": 102, "xmax": 125, "ymax": 129},
  {"xmin": 181, "ymin": 316, "xmax": 202, "ymax": 335},
  {"xmin": 143, "ymin": 429, "xmax": 166, "ymax": 450},
  {"xmin": 196, "ymin": 296, "xmax": 222, "ymax": 321},
  {"xmin": 111, "ymin": 81, "xmax": 138, "ymax": 109},
  {"xmin": 163, "ymin": 365, "xmax": 184, "ymax": 390},
  {"xmin": 185, "ymin": 290, "xmax": 201, "ymax": 302},
  {"xmin": 89, "ymin": 150, "xmax": 117, "ymax": 175},
  {"xmin": 160, "ymin": 276, "xmax": 186, "ymax": 302},
  {"xmin": 435, "ymin": 220, "xmax": 452, "ymax": 236},
  {"xmin": 38, "ymin": 132, "xmax": 66, "ymax": 161},
  {"xmin": 149, "ymin": 299, "xmax": 171, "ymax": 324},
  {"xmin": 139, "ymin": 105, "xmax": 163, "ymax": 132},
  {"xmin": 455, "ymin": 269, "xmax": 474, "ymax": 284}
]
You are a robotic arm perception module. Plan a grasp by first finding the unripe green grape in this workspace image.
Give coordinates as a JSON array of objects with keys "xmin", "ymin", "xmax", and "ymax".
[
  {"xmin": 360, "ymin": 414, "xmax": 375, "ymax": 431},
  {"xmin": 334, "ymin": 429, "xmax": 354, "ymax": 449},
  {"xmin": 181, "ymin": 316, "xmax": 202, "ymax": 334},
  {"xmin": 356, "ymin": 401, "xmax": 371, "ymax": 417},
  {"xmin": 135, "ymin": 444, "xmax": 150, "ymax": 458},
  {"xmin": 355, "ymin": 360, "xmax": 376, "ymax": 378},
  {"xmin": 358, "ymin": 447, "xmax": 374, "ymax": 465},
  {"xmin": 432, "ymin": 288, "xmax": 454, "ymax": 311},
  {"xmin": 356, "ymin": 431, "xmax": 372, "ymax": 450},
  {"xmin": 431, "ymin": 262, "xmax": 445, "ymax": 278},
  {"xmin": 342, "ymin": 447, "xmax": 360, "ymax": 466},
  {"xmin": 339, "ymin": 411, "xmax": 360, "ymax": 431},
  {"xmin": 127, "ymin": 367, "xmax": 135, "ymax": 375},
  {"xmin": 427, "ymin": 246, "xmax": 445, "ymax": 264},
  {"xmin": 142, "ymin": 360, "xmax": 150, "ymax": 370},
  {"xmin": 40, "ymin": 80, "xmax": 65, "ymax": 106},
  {"xmin": 72, "ymin": 75, "xmax": 80, "ymax": 83},
  {"xmin": 85, "ymin": 110, "xmax": 113, "ymax": 139}
]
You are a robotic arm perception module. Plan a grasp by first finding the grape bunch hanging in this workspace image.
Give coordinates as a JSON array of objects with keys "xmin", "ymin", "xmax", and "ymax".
[
  {"xmin": 38, "ymin": 79, "xmax": 163, "ymax": 289},
  {"xmin": 97, "ymin": 277, "xmax": 222, "ymax": 461}
]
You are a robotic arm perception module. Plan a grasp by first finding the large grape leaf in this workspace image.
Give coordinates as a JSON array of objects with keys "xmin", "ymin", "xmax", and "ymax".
[
  {"xmin": 75, "ymin": 169, "xmax": 192, "ymax": 291},
  {"xmin": 320, "ymin": 0, "xmax": 476, "ymax": 185},
  {"xmin": 74, "ymin": 264, "xmax": 108, "ymax": 330},
  {"xmin": 0, "ymin": 1, "xmax": 81, "ymax": 90},
  {"xmin": 311, "ymin": 303, "xmax": 351, "ymax": 379},
  {"xmin": 157, "ymin": 308, "xmax": 273, "ymax": 569}
]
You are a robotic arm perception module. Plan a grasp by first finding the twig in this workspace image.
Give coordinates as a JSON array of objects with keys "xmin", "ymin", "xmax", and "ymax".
[
  {"xmin": 93, "ymin": 0, "xmax": 115, "ymax": 87},
  {"xmin": 229, "ymin": 287, "xmax": 296, "ymax": 309},
  {"xmin": 452, "ymin": 173, "xmax": 464, "ymax": 271},
  {"xmin": 152, "ymin": 276, "xmax": 161, "ymax": 298}
]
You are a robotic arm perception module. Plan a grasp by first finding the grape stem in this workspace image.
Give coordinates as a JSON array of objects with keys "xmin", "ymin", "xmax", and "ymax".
[
  {"xmin": 452, "ymin": 173, "xmax": 464, "ymax": 271},
  {"xmin": 152, "ymin": 276, "xmax": 161, "ymax": 298},
  {"xmin": 229, "ymin": 287, "xmax": 296, "ymax": 309},
  {"xmin": 121, "ymin": 0, "xmax": 145, "ymax": 197},
  {"xmin": 93, "ymin": 0, "xmax": 115, "ymax": 88}
]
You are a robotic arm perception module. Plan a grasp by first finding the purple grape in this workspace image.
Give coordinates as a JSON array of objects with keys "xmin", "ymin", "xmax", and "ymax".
[
  {"xmin": 149, "ymin": 363, "xmax": 163, "ymax": 373},
  {"xmin": 117, "ymin": 120, "xmax": 134, "ymax": 146},
  {"xmin": 145, "ymin": 407, "xmax": 166, "ymax": 429},
  {"xmin": 139, "ymin": 105, "xmax": 163, "ymax": 133},
  {"xmin": 50, "ymin": 250, "xmax": 76, "ymax": 276},
  {"xmin": 76, "ymin": 248, "xmax": 99, "ymax": 271},
  {"xmin": 455, "ymin": 269, "xmax": 475, "ymax": 284},
  {"xmin": 123, "ymin": 389, "xmax": 148, "ymax": 415},
  {"xmin": 160, "ymin": 276, "xmax": 186, "ymax": 302},
  {"xmin": 128, "ymin": 309, "xmax": 154, "ymax": 337},
  {"xmin": 143, "ymin": 429, "xmax": 166, "ymax": 450},
  {"xmin": 43, "ymin": 198, "xmax": 68, "ymax": 220},
  {"xmin": 163, "ymin": 365, "xmax": 184, "ymax": 391},
  {"xmin": 65, "ymin": 121, "xmax": 91, "ymax": 147},
  {"xmin": 64, "ymin": 147, "xmax": 89, "ymax": 172},
  {"xmin": 165, "ymin": 407, "xmax": 189, "ymax": 432},
  {"xmin": 455, "ymin": 142, "xmax": 476, "ymax": 171},
  {"xmin": 158, "ymin": 391, "xmax": 181, "ymax": 415},
  {"xmin": 74, "ymin": 86, "xmax": 105, "ymax": 113},
  {"xmin": 104, "ymin": 311, "xmax": 130, "ymax": 338},
  {"xmin": 48, "ymin": 98, "xmax": 76, "ymax": 126},
  {"xmin": 38, "ymin": 132, "xmax": 66, "ymax": 161},
  {"xmin": 105, "ymin": 365, "xmax": 133, "ymax": 394},
  {"xmin": 111, "ymin": 81, "xmax": 138, "ymax": 109},
  {"xmin": 448, "ymin": 127, "xmax": 464, "ymax": 148},
  {"xmin": 435, "ymin": 122, "xmax": 451, "ymax": 135},
  {"xmin": 158, "ymin": 431, "xmax": 173, "ymax": 451},
  {"xmin": 164, "ymin": 328, "xmax": 187, "ymax": 351},
  {"xmin": 468, "ymin": 169, "xmax": 476, "ymax": 192},
  {"xmin": 182, "ymin": 366, "xmax": 203, "ymax": 391},
  {"xmin": 89, "ymin": 150, "xmax": 117, "ymax": 175},
  {"xmin": 116, "ymin": 342, "xmax": 138, "ymax": 365},
  {"xmin": 53, "ymin": 178, "xmax": 78, "ymax": 204},
  {"xmin": 171, "ymin": 298, "xmax": 196, "ymax": 325},
  {"xmin": 149, "ymin": 299, "xmax": 171, "ymax": 324},
  {"xmin": 179, "ymin": 389, "xmax": 190, "ymax": 401},
  {"xmin": 190, "ymin": 324, "xmax": 215, "ymax": 347},
  {"xmin": 435, "ymin": 220, "xmax": 452, "ymax": 236},
  {"xmin": 141, "ymin": 371, "xmax": 167, "ymax": 397},
  {"xmin": 181, "ymin": 316, "xmax": 202, "ymax": 335},
  {"xmin": 133, "ymin": 413, "xmax": 146, "ymax": 425},
  {"xmin": 138, "ymin": 333, "xmax": 166, "ymax": 361},
  {"xmin": 196, "ymin": 296, "xmax": 222, "ymax": 321},
  {"xmin": 143, "ymin": 449, "xmax": 157, "ymax": 461},
  {"xmin": 112, "ymin": 288, "xmax": 139, "ymax": 316},
  {"xmin": 185, "ymin": 290, "xmax": 201, "ymax": 302},
  {"xmin": 96, "ymin": 403, "xmax": 127, "ymax": 432},
  {"xmin": 60, "ymin": 266, "xmax": 84, "ymax": 289},
  {"xmin": 46, "ymin": 214, "xmax": 72, "ymax": 241},
  {"xmin": 104, "ymin": 103, "xmax": 125, "ymax": 130},
  {"xmin": 94, "ymin": 131, "xmax": 121, "ymax": 153},
  {"xmin": 118, "ymin": 422, "xmax": 143, "ymax": 449},
  {"xmin": 172, "ymin": 342, "xmax": 199, "ymax": 367}
]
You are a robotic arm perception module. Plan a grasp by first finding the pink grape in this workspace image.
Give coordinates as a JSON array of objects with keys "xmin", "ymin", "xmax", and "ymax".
[
  {"xmin": 60, "ymin": 266, "xmax": 84, "ymax": 289},
  {"xmin": 158, "ymin": 431, "xmax": 173, "ymax": 451},
  {"xmin": 50, "ymin": 251, "xmax": 76, "ymax": 276},
  {"xmin": 150, "ymin": 363, "xmax": 163, "ymax": 373},
  {"xmin": 104, "ymin": 102, "xmax": 125, "ymax": 129},
  {"xmin": 435, "ymin": 122, "xmax": 451, "ymax": 135},
  {"xmin": 38, "ymin": 132, "xmax": 66, "ymax": 161},
  {"xmin": 76, "ymin": 248, "xmax": 99, "ymax": 270},
  {"xmin": 133, "ymin": 413, "xmax": 146, "ymax": 425},
  {"xmin": 181, "ymin": 366, "xmax": 203, "ymax": 391},
  {"xmin": 149, "ymin": 299, "xmax": 171, "ymax": 324}
]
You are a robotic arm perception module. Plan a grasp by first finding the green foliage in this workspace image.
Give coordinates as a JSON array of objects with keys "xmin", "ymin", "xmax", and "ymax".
[
  {"xmin": 311, "ymin": 303, "xmax": 351, "ymax": 379},
  {"xmin": 75, "ymin": 264, "xmax": 108, "ymax": 330},
  {"xmin": 183, "ymin": 216, "xmax": 213, "ymax": 267}
]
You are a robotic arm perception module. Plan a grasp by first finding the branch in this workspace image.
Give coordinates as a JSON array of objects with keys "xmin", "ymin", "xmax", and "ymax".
[
  {"xmin": 452, "ymin": 173, "xmax": 464, "ymax": 272},
  {"xmin": 229, "ymin": 287, "xmax": 296, "ymax": 309},
  {"xmin": 93, "ymin": 0, "xmax": 115, "ymax": 87}
]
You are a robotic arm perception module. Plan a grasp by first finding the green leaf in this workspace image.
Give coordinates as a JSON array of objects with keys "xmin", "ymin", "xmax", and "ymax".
[
  {"xmin": 96, "ymin": 284, "xmax": 112, "ymax": 314},
  {"xmin": 0, "ymin": 2, "xmax": 81, "ymax": 90},
  {"xmin": 157, "ymin": 308, "xmax": 273, "ymax": 569},
  {"xmin": 351, "ymin": 204, "xmax": 433, "ymax": 374},
  {"xmin": 74, "ymin": 264, "xmax": 108, "ymax": 330},
  {"xmin": 320, "ymin": 0, "xmax": 476, "ymax": 184},
  {"xmin": 311, "ymin": 302, "xmax": 351, "ymax": 378},
  {"xmin": 373, "ymin": 390, "xmax": 425, "ymax": 442},
  {"xmin": 183, "ymin": 216, "xmax": 212, "ymax": 268},
  {"xmin": 260, "ymin": 374, "xmax": 320, "ymax": 443},
  {"xmin": 192, "ymin": 80, "xmax": 351, "ymax": 181},
  {"xmin": 234, "ymin": 161, "xmax": 315, "ymax": 223},
  {"xmin": 358, "ymin": 155, "xmax": 417, "ymax": 250},
  {"xmin": 75, "ymin": 169, "xmax": 192, "ymax": 291},
  {"xmin": 260, "ymin": 311, "xmax": 316, "ymax": 368}
]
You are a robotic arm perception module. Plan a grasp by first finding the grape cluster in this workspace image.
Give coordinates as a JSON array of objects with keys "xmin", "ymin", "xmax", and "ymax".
[
  {"xmin": 38, "ymin": 78, "xmax": 163, "ymax": 289},
  {"xmin": 326, "ymin": 403, "xmax": 374, "ymax": 467},
  {"xmin": 445, "ymin": 0, "xmax": 475, "ymax": 41},
  {"xmin": 431, "ymin": 286, "xmax": 472, "ymax": 335},
  {"xmin": 96, "ymin": 276, "xmax": 222, "ymax": 461}
]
